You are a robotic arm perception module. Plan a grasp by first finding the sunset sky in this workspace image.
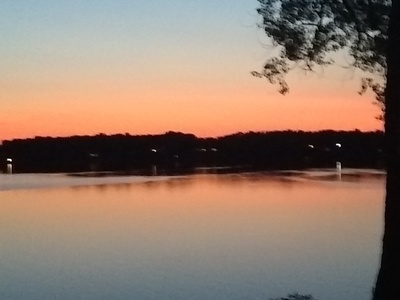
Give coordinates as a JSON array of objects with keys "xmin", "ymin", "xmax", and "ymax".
[{"xmin": 0, "ymin": 0, "xmax": 382, "ymax": 141}]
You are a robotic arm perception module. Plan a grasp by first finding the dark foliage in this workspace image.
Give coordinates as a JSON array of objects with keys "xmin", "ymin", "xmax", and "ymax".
[
  {"xmin": 253, "ymin": 0, "xmax": 389, "ymax": 95},
  {"xmin": 0, "ymin": 130, "xmax": 383, "ymax": 174},
  {"xmin": 254, "ymin": 1, "xmax": 400, "ymax": 299},
  {"xmin": 270, "ymin": 293, "xmax": 317, "ymax": 300}
]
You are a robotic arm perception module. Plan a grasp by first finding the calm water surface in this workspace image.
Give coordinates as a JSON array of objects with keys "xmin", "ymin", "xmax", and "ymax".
[{"xmin": 0, "ymin": 170, "xmax": 385, "ymax": 300}]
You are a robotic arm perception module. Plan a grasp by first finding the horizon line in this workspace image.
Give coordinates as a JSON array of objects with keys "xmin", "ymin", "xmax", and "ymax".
[{"xmin": 1, "ymin": 128, "xmax": 385, "ymax": 143}]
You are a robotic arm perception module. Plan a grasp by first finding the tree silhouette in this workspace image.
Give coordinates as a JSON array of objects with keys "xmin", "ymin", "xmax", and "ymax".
[
  {"xmin": 254, "ymin": 1, "xmax": 398, "ymax": 299},
  {"xmin": 270, "ymin": 293, "xmax": 317, "ymax": 300}
]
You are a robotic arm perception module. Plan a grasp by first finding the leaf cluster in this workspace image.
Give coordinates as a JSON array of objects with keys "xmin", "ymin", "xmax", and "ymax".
[
  {"xmin": 359, "ymin": 76, "xmax": 385, "ymax": 120},
  {"xmin": 254, "ymin": 0, "xmax": 390, "ymax": 95}
]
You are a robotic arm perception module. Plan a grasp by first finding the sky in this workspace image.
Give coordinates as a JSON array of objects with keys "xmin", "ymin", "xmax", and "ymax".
[{"xmin": 0, "ymin": 0, "xmax": 382, "ymax": 141}]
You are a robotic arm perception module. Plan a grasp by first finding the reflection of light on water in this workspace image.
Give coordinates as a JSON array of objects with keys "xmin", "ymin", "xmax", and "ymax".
[
  {"xmin": 6, "ymin": 158, "xmax": 12, "ymax": 174},
  {"xmin": 151, "ymin": 165, "xmax": 157, "ymax": 176},
  {"xmin": 336, "ymin": 161, "xmax": 342, "ymax": 180}
]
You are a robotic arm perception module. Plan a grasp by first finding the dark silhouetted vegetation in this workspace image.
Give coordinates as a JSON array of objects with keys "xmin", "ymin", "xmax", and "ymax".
[
  {"xmin": 270, "ymin": 294, "xmax": 317, "ymax": 300},
  {"xmin": 254, "ymin": 1, "xmax": 400, "ymax": 298},
  {"xmin": 0, "ymin": 130, "xmax": 383, "ymax": 174}
]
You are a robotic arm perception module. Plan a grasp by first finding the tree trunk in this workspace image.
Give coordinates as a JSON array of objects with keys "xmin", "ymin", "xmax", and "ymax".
[{"xmin": 373, "ymin": 1, "xmax": 400, "ymax": 299}]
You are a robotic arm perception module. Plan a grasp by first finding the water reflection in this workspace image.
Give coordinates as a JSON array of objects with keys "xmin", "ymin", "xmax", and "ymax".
[
  {"xmin": 5, "ymin": 158, "xmax": 13, "ymax": 174},
  {"xmin": 0, "ymin": 171, "xmax": 384, "ymax": 300}
]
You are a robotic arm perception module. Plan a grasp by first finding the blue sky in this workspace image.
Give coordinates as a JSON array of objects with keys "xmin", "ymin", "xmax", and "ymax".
[{"xmin": 0, "ymin": 0, "xmax": 380, "ymax": 140}]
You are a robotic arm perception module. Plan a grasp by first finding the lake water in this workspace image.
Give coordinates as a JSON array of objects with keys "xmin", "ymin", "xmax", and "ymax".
[{"xmin": 0, "ymin": 169, "xmax": 385, "ymax": 300}]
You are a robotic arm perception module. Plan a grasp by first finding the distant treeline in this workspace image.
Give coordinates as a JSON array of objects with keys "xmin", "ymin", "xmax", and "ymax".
[{"xmin": 0, "ymin": 130, "xmax": 384, "ymax": 174}]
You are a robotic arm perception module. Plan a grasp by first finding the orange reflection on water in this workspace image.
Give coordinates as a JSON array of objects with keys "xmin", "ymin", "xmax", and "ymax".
[{"xmin": 0, "ymin": 172, "xmax": 385, "ymax": 300}]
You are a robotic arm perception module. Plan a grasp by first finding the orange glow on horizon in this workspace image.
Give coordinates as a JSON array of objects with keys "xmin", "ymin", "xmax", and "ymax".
[
  {"xmin": 1, "ymin": 76, "xmax": 382, "ymax": 142},
  {"xmin": 1, "ymin": 0, "xmax": 383, "ymax": 142}
]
